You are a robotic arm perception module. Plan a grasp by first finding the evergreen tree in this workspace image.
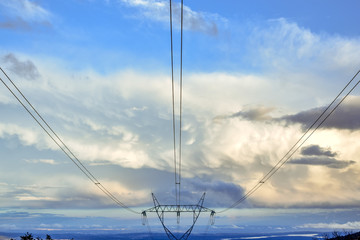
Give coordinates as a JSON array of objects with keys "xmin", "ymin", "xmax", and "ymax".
[{"xmin": 20, "ymin": 232, "xmax": 34, "ymax": 240}]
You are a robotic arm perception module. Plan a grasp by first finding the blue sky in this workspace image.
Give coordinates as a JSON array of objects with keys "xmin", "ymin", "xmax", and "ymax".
[{"xmin": 1, "ymin": 0, "xmax": 360, "ymax": 235}]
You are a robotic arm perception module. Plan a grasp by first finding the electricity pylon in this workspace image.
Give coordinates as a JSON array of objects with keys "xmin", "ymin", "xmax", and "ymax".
[{"xmin": 142, "ymin": 193, "xmax": 216, "ymax": 240}]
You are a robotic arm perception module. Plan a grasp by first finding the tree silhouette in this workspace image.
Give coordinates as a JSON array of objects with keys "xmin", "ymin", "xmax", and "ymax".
[
  {"xmin": 20, "ymin": 232, "xmax": 34, "ymax": 240},
  {"xmin": 16, "ymin": 233, "xmax": 53, "ymax": 240}
]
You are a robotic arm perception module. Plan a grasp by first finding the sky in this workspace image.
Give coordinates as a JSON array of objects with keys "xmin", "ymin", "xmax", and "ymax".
[{"xmin": 1, "ymin": 0, "xmax": 360, "ymax": 235}]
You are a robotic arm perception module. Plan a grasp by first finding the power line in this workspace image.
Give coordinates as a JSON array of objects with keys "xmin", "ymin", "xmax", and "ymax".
[
  {"xmin": 218, "ymin": 69, "xmax": 360, "ymax": 213},
  {"xmin": 179, "ymin": 0, "xmax": 184, "ymax": 206},
  {"xmin": 169, "ymin": 0, "xmax": 185, "ymax": 206},
  {"xmin": 0, "ymin": 67, "xmax": 140, "ymax": 214},
  {"xmin": 169, "ymin": 0, "xmax": 179, "ymax": 206}
]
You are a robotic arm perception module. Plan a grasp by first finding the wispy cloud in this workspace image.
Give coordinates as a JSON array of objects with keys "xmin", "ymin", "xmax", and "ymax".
[
  {"xmin": 0, "ymin": 0, "xmax": 52, "ymax": 30},
  {"xmin": 25, "ymin": 159, "xmax": 58, "ymax": 165},
  {"xmin": 215, "ymin": 106, "xmax": 275, "ymax": 122},
  {"xmin": 250, "ymin": 18, "xmax": 360, "ymax": 74},
  {"xmin": 0, "ymin": 175, "xmax": 148, "ymax": 209},
  {"xmin": 119, "ymin": 0, "xmax": 225, "ymax": 35}
]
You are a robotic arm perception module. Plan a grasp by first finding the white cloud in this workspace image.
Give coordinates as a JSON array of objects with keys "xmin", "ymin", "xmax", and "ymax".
[
  {"xmin": 0, "ymin": 224, "xmax": 18, "ymax": 230},
  {"xmin": 38, "ymin": 223, "xmax": 64, "ymax": 229},
  {"xmin": 119, "ymin": 0, "xmax": 226, "ymax": 35},
  {"xmin": 2, "ymin": 57, "xmax": 360, "ymax": 209},
  {"xmin": 25, "ymin": 159, "xmax": 58, "ymax": 165},
  {"xmin": 0, "ymin": 0, "xmax": 51, "ymax": 22},
  {"xmin": 0, "ymin": 173, "xmax": 149, "ymax": 209},
  {"xmin": 249, "ymin": 18, "xmax": 360, "ymax": 98},
  {"xmin": 0, "ymin": 123, "xmax": 54, "ymax": 150},
  {"xmin": 2, "ymin": 16, "xmax": 360, "ymax": 211},
  {"xmin": 16, "ymin": 194, "xmax": 57, "ymax": 201},
  {"xmin": 299, "ymin": 221, "xmax": 360, "ymax": 229}
]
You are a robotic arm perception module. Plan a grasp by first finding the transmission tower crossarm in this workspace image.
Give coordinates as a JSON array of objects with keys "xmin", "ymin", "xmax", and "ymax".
[
  {"xmin": 143, "ymin": 204, "xmax": 214, "ymax": 213},
  {"xmin": 142, "ymin": 193, "xmax": 216, "ymax": 240}
]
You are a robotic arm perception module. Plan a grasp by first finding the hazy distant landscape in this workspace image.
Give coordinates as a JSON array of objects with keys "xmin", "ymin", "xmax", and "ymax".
[
  {"xmin": 2, "ymin": 225, "xmax": 354, "ymax": 240},
  {"xmin": 0, "ymin": 231, "xmax": 327, "ymax": 240}
]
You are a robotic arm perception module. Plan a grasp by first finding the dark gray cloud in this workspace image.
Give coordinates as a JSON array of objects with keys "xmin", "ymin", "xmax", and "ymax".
[
  {"xmin": 281, "ymin": 97, "xmax": 360, "ymax": 130},
  {"xmin": 215, "ymin": 106, "xmax": 275, "ymax": 122},
  {"xmin": 289, "ymin": 144, "xmax": 355, "ymax": 169},
  {"xmin": 0, "ymin": 0, "xmax": 52, "ymax": 30},
  {"xmin": 0, "ymin": 18, "xmax": 51, "ymax": 30},
  {"xmin": 0, "ymin": 17, "xmax": 31, "ymax": 30},
  {"xmin": 1, "ymin": 53, "xmax": 40, "ymax": 80},
  {"xmin": 217, "ymin": 97, "xmax": 360, "ymax": 130},
  {"xmin": 172, "ymin": 2, "xmax": 219, "ymax": 36},
  {"xmin": 230, "ymin": 106, "xmax": 275, "ymax": 121},
  {"xmin": 289, "ymin": 156, "xmax": 355, "ymax": 169},
  {"xmin": 301, "ymin": 144, "xmax": 337, "ymax": 157},
  {"xmin": 178, "ymin": 177, "xmax": 245, "ymax": 207}
]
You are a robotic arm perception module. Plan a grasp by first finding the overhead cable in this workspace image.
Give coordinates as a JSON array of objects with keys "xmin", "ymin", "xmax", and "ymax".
[
  {"xmin": 179, "ymin": 0, "xmax": 184, "ymax": 206},
  {"xmin": 169, "ymin": 0, "xmax": 178, "ymax": 206},
  {"xmin": 218, "ymin": 69, "xmax": 360, "ymax": 213},
  {"xmin": 0, "ymin": 67, "xmax": 140, "ymax": 214},
  {"xmin": 169, "ymin": 0, "xmax": 185, "ymax": 206}
]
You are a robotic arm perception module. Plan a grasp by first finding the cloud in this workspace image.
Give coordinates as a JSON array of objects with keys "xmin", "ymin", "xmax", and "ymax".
[
  {"xmin": 0, "ymin": 17, "xmax": 31, "ymax": 30},
  {"xmin": 231, "ymin": 107, "xmax": 275, "ymax": 121},
  {"xmin": 215, "ymin": 106, "xmax": 275, "ymax": 121},
  {"xmin": 38, "ymin": 223, "xmax": 64, "ymax": 230},
  {"xmin": 281, "ymin": 96, "xmax": 360, "ymax": 131},
  {"xmin": 250, "ymin": 18, "xmax": 360, "ymax": 74},
  {"xmin": 0, "ymin": 224, "xmax": 18, "ymax": 230},
  {"xmin": 0, "ymin": 123, "xmax": 49, "ymax": 150},
  {"xmin": 289, "ymin": 156, "xmax": 355, "ymax": 169},
  {"xmin": 178, "ymin": 177, "xmax": 246, "ymax": 207},
  {"xmin": 2, "ymin": 4, "xmax": 360, "ymax": 228},
  {"xmin": 0, "ymin": 175, "xmax": 148, "ymax": 209},
  {"xmin": 0, "ymin": 211, "xmax": 32, "ymax": 218},
  {"xmin": 299, "ymin": 221, "xmax": 360, "ymax": 229},
  {"xmin": 0, "ymin": 0, "xmax": 52, "ymax": 30},
  {"xmin": 1, "ymin": 53, "xmax": 40, "ymax": 80},
  {"xmin": 2, "ymin": 17, "xmax": 360, "ymax": 211},
  {"xmin": 301, "ymin": 144, "xmax": 337, "ymax": 157},
  {"xmin": 119, "ymin": 0, "xmax": 225, "ymax": 35},
  {"xmin": 288, "ymin": 145, "xmax": 354, "ymax": 169},
  {"xmin": 16, "ymin": 194, "xmax": 57, "ymax": 201},
  {"xmin": 1, "ymin": 62, "xmax": 360, "ymax": 210},
  {"xmin": 25, "ymin": 159, "xmax": 58, "ymax": 165},
  {"xmin": 0, "ymin": 210, "xmax": 141, "ymax": 231},
  {"xmin": 1, "ymin": 0, "xmax": 50, "ymax": 21}
]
